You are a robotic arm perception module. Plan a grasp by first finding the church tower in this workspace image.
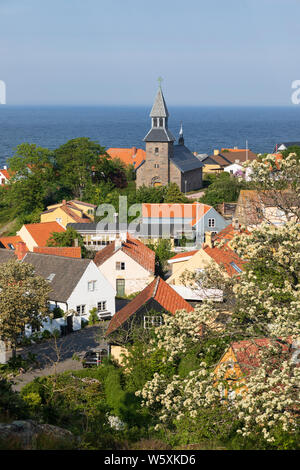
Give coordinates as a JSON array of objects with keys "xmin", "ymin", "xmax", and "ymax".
[{"xmin": 137, "ymin": 83, "xmax": 175, "ymax": 187}]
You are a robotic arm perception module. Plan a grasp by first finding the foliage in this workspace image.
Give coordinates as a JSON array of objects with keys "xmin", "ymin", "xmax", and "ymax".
[
  {"xmin": 147, "ymin": 239, "xmax": 173, "ymax": 276},
  {"xmin": 0, "ymin": 260, "xmax": 50, "ymax": 355},
  {"xmin": 200, "ymin": 172, "xmax": 248, "ymax": 207},
  {"xmin": 88, "ymin": 308, "xmax": 99, "ymax": 325}
]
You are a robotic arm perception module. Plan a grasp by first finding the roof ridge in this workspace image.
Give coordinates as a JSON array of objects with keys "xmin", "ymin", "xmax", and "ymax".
[{"xmin": 152, "ymin": 276, "xmax": 160, "ymax": 297}]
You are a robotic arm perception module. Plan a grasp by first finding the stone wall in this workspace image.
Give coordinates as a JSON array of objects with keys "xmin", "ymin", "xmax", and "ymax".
[{"xmin": 136, "ymin": 142, "xmax": 173, "ymax": 188}]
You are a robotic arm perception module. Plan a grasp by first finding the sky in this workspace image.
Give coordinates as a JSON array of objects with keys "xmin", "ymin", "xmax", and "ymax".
[{"xmin": 0, "ymin": 0, "xmax": 300, "ymax": 106}]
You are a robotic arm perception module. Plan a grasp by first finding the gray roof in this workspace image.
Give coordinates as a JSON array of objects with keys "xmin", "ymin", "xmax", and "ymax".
[
  {"xmin": 150, "ymin": 88, "xmax": 169, "ymax": 118},
  {"xmin": 22, "ymin": 252, "xmax": 91, "ymax": 303},
  {"xmin": 274, "ymin": 142, "xmax": 300, "ymax": 151},
  {"xmin": 143, "ymin": 128, "xmax": 175, "ymax": 143},
  {"xmin": 0, "ymin": 248, "xmax": 16, "ymax": 263},
  {"xmin": 171, "ymin": 145, "xmax": 204, "ymax": 173}
]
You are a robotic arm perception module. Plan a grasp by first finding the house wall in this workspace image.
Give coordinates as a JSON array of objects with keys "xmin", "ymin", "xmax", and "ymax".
[
  {"xmin": 41, "ymin": 207, "xmax": 76, "ymax": 228},
  {"xmin": 167, "ymin": 249, "xmax": 215, "ymax": 286},
  {"xmin": 110, "ymin": 345, "xmax": 128, "ymax": 365},
  {"xmin": 97, "ymin": 250, "xmax": 155, "ymax": 295},
  {"xmin": 71, "ymin": 202, "xmax": 95, "ymax": 220},
  {"xmin": 202, "ymin": 164, "xmax": 223, "ymax": 173},
  {"xmin": 17, "ymin": 226, "xmax": 37, "ymax": 251},
  {"xmin": 179, "ymin": 167, "xmax": 203, "ymax": 192},
  {"xmin": 67, "ymin": 261, "xmax": 116, "ymax": 320},
  {"xmin": 214, "ymin": 347, "xmax": 247, "ymax": 396},
  {"xmin": 195, "ymin": 208, "xmax": 229, "ymax": 244}
]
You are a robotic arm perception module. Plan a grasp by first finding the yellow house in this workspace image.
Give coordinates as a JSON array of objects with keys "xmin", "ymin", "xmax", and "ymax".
[
  {"xmin": 167, "ymin": 238, "xmax": 245, "ymax": 286},
  {"xmin": 41, "ymin": 200, "xmax": 96, "ymax": 228}
]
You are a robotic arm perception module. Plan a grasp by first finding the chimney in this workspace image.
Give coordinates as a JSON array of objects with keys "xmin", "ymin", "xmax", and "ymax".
[
  {"xmin": 214, "ymin": 149, "xmax": 219, "ymax": 156},
  {"xmin": 16, "ymin": 241, "xmax": 27, "ymax": 260},
  {"xmin": 115, "ymin": 234, "xmax": 122, "ymax": 251},
  {"xmin": 3, "ymin": 165, "xmax": 7, "ymax": 170},
  {"xmin": 132, "ymin": 147, "xmax": 137, "ymax": 158},
  {"xmin": 205, "ymin": 232, "xmax": 214, "ymax": 248},
  {"xmin": 232, "ymin": 218, "xmax": 239, "ymax": 231},
  {"xmin": 62, "ymin": 199, "xmax": 67, "ymax": 205}
]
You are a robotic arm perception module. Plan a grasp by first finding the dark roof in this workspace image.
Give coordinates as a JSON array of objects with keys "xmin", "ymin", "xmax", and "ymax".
[
  {"xmin": 143, "ymin": 128, "xmax": 175, "ymax": 143},
  {"xmin": 171, "ymin": 144, "xmax": 204, "ymax": 173},
  {"xmin": 0, "ymin": 248, "xmax": 16, "ymax": 263},
  {"xmin": 274, "ymin": 142, "xmax": 300, "ymax": 152},
  {"xmin": 22, "ymin": 252, "xmax": 91, "ymax": 302},
  {"xmin": 106, "ymin": 277, "xmax": 194, "ymax": 336},
  {"xmin": 150, "ymin": 88, "xmax": 169, "ymax": 118},
  {"xmin": 67, "ymin": 222, "xmax": 130, "ymax": 232}
]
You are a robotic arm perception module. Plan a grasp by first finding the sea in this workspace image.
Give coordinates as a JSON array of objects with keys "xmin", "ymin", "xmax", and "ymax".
[{"xmin": 0, "ymin": 105, "xmax": 300, "ymax": 166}]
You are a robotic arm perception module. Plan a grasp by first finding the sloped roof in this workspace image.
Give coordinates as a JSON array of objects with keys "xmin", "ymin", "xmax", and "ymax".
[
  {"xmin": 213, "ymin": 223, "xmax": 250, "ymax": 247},
  {"xmin": 150, "ymin": 88, "xmax": 169, "ymax": 118},
  {"xmin": 142, "ymin": 202, "xmax": 211, "ymax": 226},
  {"xmin": 169, "ymin": 250, "xmax": 198, "ymax": 262},
  {"xmin": 0, "ymin": 248, "xmax": 16, "ymax": 263},
  {"xmin": 221, "ymin": 150, "xmax": 257, "ymax": 164},
  {"xmin": 0, "ymin": 236, "xmax": 23, "ymax": 250},
  {"xmin": 143, "ymin": 128, "xmax": 176, "ymax": 143},
  {"xmin": 106, "ymin": 148, "xmax": 146, "ymax": 169},
  {"xmin": 23, "ymin": 222, "xmax": 66, "ymax": 247},
  {"xmin": 203, "ymin": 245, "xmax": 246, "ymax": 277},
  {"xmin": 0, "ymin": 169, "xmax": 10, "ymax": 180},
  {"xmin": 171, "ymin": 145, "xmax": 204, "ymax": 173},
  {"xmin": 70, "ymin": 200, "xmax": 96, "ymax": 208},
  {"xmin": 22, "ymin": 252, "xmax": 90, "ymax": 302},
  {"xmin": 230, "ymin": 337, "xmax": 293, "ymax": 374},
  {"xmin": 94, "ymin": 235, "xmax": 155, "ymax": 274},
  {"xmin": 33, "ymin": 246, "xmax": 82, "ymax": 258},
  {"xmin": 106, "ymin": 277, "xmax": 194, "ymax": 336}
]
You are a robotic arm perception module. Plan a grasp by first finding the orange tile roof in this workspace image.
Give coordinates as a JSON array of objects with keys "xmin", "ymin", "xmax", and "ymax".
[
  {"xmin": 24, "ymin": 222, "xmax": 66, "ymax": 247},
  {"xmin": 0, "ymin": 236, "xmax": 23, "ymax": 250},
  {"xmin": 230, "ymin": 337, "xmax": 293, "ymax": 374},
  {"xmin": 203, "ymin": 245, "xmax": 246, "ymax": 277},
  {"xmin": 0, "ymin": 169, "xmax": 11, "ymax": 180},
  {"xmin": 142, "ymin": 202, "xmax": 211, "ymax": 226},
  {"xmin": 33, "ymin": 246, "xmax": 82, "ymax": 258},
  {"xmin": 213, "ymin": 223, "xmax": 250, "ymax": 247},
  {"xmin": 106, "ymin": 147, "xmax": 146, "ymax": 169},
  {"xmin": 106, "ymin": 277, "xmax": 194, "ymax": 336},
  {"xmin": 169, "ymin": 250, "xmax": 198, "ymax": 261},
  {"xmin": 94, "ymin": 234, "xmax": 155, "ymax": 274}
]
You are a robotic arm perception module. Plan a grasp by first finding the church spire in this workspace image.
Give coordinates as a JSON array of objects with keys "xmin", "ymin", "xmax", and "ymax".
[
  {"xmin": 143, "ymin": 80, "xmax": 175, "ymax": 143},
  {"xmin": 178, "ymin": 122, "xmax": 184, "ymax": 145}
]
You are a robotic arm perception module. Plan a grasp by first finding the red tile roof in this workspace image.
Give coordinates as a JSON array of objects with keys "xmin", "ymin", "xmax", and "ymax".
[
  {"xmin": 33, "ymin": 246, "xmax": 82, "ymax": 258},
  {"xmin": 42, "ymin": 201, "xmax": 93, "ymax": 224},
  {"xmin": 94, "ymin": 234, "xmax": 155, "ymax": 274},
  {"xmin": 142, "ymin": 202, "xmax": 211, "ymax": 226},
  {"xmin": 230, "ymin": 337, "xmax": 293, "ymax": 374},
  {"xmin": 106, "ymin": 277, "xmax": 194, "ymax": 336},
  {"xmin": 203, "ymin": 245, "xmax": 246, "ymax": 277},
  {"xmin": 213, "ymin": 223, "xmax": 250, "ymax": 247},
  {"xmin": 106, "ymin": 147, "xmax": 146, "ymax": 169},
  {"xmin": 0, "ymin": 236, "xmax": 23, "ymax": 250},
  {"xmin": 24, "ymin": 222, "xmax": 66, "ymax": 247},
  {"xmin": 169, "ymin": 250, "xmax": 198, "ymax": 261},
  {"xmin": 0, "ymin": 169, "xmax": 11, "ymax": 180}
]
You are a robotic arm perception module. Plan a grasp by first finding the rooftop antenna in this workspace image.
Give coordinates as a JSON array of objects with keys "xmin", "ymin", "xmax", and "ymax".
[{"xmin": 246, "ymin": 140, "xmax": 248, "ymax": 162}]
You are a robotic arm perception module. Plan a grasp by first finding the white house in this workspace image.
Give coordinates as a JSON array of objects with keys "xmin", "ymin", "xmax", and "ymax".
[
  {"xmin": 224, "ymin": 162, "xmax": 253, "ymax": 181},
  {"xmin": 22, "ymin": 252, "xmax": 116, "ymax": 336},
  {"xmin": 94, "ymin": 234, "xmax": 155, "ymax": 296},
  {"xmin": 0, "ymin": 167, "xmax": 10, "ymax": 185}
]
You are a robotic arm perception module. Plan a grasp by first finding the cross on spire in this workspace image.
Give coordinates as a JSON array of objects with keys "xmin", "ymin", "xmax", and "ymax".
[{"xmin": 157, "ymin": 76, "xmax": 163, "ymax": 89}]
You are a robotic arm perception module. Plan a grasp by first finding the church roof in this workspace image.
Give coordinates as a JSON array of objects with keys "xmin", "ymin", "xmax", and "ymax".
[
  {"xmin": 150, "ymin": 88, "xmax": 169, "ymax": 118},
  {"xmin": 171, "ymin": 144, "xmax": 204, "ymax": 173},
  {"xmin": 143, "ymin": 128, "xmax": 175, "ymax": 143}
]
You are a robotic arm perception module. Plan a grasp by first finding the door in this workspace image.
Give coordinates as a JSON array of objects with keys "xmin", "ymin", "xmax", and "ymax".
[
  {"xmin": 66, "ymin": 315, "xmax": 73, "ymax": 334},
  {"xmin": 116, "ymin": 279, "xmax": 125, "ymax": 297}
]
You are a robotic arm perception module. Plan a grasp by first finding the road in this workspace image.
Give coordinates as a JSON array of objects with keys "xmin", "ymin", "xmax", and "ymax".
[{"xmin": 12, "ymin": 324, "xmax": 108, "ymax": 392}]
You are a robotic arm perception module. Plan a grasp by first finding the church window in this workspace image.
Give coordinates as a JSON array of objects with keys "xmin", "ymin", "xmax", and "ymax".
[
  {"xmin": 155, "ymin": 147, "xmax": 159, "ymax": 155},
  {"xmin": 159, "ymin": 118, "xmax": 163, "ymax": 127},
  {"xmin": 154, "ymin": 163, "xmax": 159, "ymax": 168},
  {"xmin": 153, "ymin": 118, "xmax": 158, "ymax": 128}
]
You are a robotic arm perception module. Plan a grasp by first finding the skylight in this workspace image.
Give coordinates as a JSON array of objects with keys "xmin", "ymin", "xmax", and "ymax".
[
  {"xmin": 230, "ymin": 262, "xmax": 242, "ymax": 273},
  {"xmin": 47, "ymin": 273, "xmax": 56, "ymax": 282}
]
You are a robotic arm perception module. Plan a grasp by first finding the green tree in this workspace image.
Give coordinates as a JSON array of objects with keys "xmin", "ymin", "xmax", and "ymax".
[
  {"xmin": 47, "ymin": 226, "xmax": 87, "ymax": 257},
  {"xmin": 147, "ymin": 239, "xmax": 173, "ymax": 276},
  {"xmin": 163, "ymin": 183, "xmax": 190, "ymax": 203},
  {"xmin": 0, "ymin": 260, "xmax": 50, "ymax": 356},
  {"xmin": 200, "ymin": 172, "xmax": 247, "ymax": 207}
]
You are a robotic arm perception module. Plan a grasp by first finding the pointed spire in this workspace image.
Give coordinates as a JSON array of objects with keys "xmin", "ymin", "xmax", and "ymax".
[
  {"xmin": 178, "ymin": 122, "xmax": 184, "ymax": 145},
  {"xmin": 150, "ymin": 86, "xmax": 169, "ymax": 118}
]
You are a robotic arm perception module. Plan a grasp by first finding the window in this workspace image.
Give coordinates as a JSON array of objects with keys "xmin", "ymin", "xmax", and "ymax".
[
  {"xmin": 116, "ymin": 279, "xmax": 125, "ymax": 296},
  {"xmin": 56, "ymin": 217, "xmax": 62, "ymax": 224},
  {"xmin": 76, "ymin": 305, "xmax": 86, "ymax": 315},
  {"xmin": 154, "ymin": 147, "xmax": 159, "ymax": 155},
  {"xmin": 159, "ymin": 118, "xmax": 163, "ymax": 127},
  {"xmin": 144, "ymin": 316, "xmax": 163, "ymax": 329},
  {"xmin": 88, "ymin": 280, "xmax": 97, "ymax": 291},
  {"xmin": 8, "ymin": 243, "xmax": 15, "ymax": 250},
  {"xmin": 153, "ymin": 118, "xmax": 158, "ymax": 128},
  {"xmin": 154, "ymin": 163, "xmax": 159, "ymax": 168},
  {"xmin": 116, "ymin": 262, "xmax": 125, "ymax": 270},
  {"xmin": 98, "ymin": 301, "xmax": 107, "ymax": 312},
  {"xmin": 46, "ymin": 273, "xmax": 56, "ymax": 282},
  {"xmin": 208, "ymin": 218, "xmax": 215, "ymax": 228},
  {"xmin": 230, "ymin": 262, "xmax": 243, "ymax": 273}
]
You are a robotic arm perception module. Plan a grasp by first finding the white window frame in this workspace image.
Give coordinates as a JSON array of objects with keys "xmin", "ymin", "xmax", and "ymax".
[
  {"xmin": 116, "ymin": 262, "xmax": 125, "ymax": 271},
  {"xmin": 143, "ymin": 315, "xmax": 163, "ymax": 329},
  {"xmin": 76, "ymin": 305, "xmax": 86, "ymax": 315},
  {"xmin": 97, "ymin": 301, "xmax": 107, "ymax": 312},
  {"xmin": 88, "ymin": 280, "xmax": 97, "ymax": 292},
  {"xmin": 208, "ymin": 218, "xmax": 215, "ymax": 228}
]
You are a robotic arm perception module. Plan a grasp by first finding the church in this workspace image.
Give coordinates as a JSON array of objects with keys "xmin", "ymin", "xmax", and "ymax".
[{"xmin": 136, "ymin": 85, "xmax": 203, "ymax": 192}]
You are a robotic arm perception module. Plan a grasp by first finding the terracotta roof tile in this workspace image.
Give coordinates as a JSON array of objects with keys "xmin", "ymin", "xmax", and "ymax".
[
  {"xmin": 203, "ymin": 245, "xmax": 246, "ymax": 277},
  {"xmin": 94, "ymin": 234, "xmax": 155, "ymax": 274},
  {"xmin": 0, "ymin": 236, "xmax": 23, "ymax": 250},
  {"xmin": 213, "ymin": 223, "xmax": 250, "ymax": 247},
  {"xmin": 24, "ymin": 222, "xmax": 66, "ymax": 247},
  {"xmin": 142, "ymin": 202, "xmax": 211, "ymax": 226},
  {"xmin": 33, "ymin": 246, "xmax": 82, "ymax": 258},
  {"xmin": 106, "ymin": 148, "xmax": 146, "ymax": 169},
  {"xmin": 169, "ymin": 250, "xmax": 198, "ymax": 261},
  {"xmin": 0, "ymin": 169, "xmax": 11, "ymax": 180},
  {"xmin": 106, "ymin": 277, "xmax": 193, "ymax": 336}
]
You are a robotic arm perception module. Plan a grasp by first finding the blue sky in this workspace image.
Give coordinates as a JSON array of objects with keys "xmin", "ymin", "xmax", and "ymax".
[{"xmin": 0, "ymin": 0, "xmax": 299, "ymax": 105}]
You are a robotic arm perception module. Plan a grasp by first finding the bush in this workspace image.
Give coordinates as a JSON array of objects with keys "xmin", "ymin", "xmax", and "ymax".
[{"xmin": 88, "ymin": 308, "xmax": 99, "ymax": 325}]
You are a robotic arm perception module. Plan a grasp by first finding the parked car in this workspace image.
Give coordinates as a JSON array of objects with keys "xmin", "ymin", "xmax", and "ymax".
[{"xmin": 82, "ymin": 349, "xmax": 108, "ymax": 368}]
